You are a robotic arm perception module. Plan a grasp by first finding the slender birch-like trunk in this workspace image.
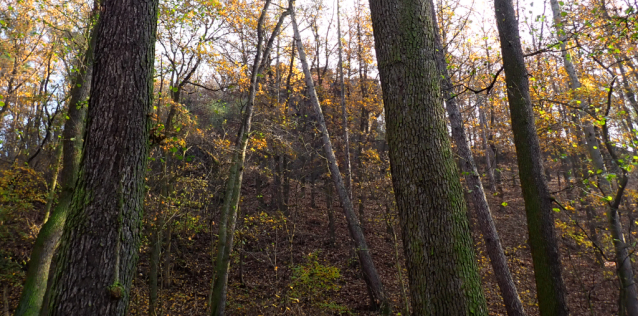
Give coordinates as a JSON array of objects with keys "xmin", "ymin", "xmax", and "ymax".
[
  {"xmin": 209, "ymin": 5, "xmax": 289, "ymax": 314},
  {"xmin": 290, "ymin": 3, "xmax": 390, "ymax": 312}
]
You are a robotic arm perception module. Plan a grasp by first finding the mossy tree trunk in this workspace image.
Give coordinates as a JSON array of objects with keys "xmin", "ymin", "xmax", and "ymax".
[
  {"xmin": 15, "ymin": 6, "xmax": 98, "ymax": 315},
  {"xmin": 41, "ymin": 0, "xmax": 159, "ymax": 314},
  {"xmin": 367, "ymin": 0, "xmax": 488, "ymax": 314},
  {"xmin": 493, "ymin": 0, "xmax": 569, "ymax": 314}
]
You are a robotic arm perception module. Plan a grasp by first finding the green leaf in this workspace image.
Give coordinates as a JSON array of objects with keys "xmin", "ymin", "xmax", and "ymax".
[
  {"xmin": 561, "ymin": 11, "xmax": 567, "ymax": 17},
  {"xmin": 552, "ymin": 208, "xmax": 561, "ymax": 212},
  {"xmin": 501, "ymin": 202, "xmax": 508, "ymax": 207}
]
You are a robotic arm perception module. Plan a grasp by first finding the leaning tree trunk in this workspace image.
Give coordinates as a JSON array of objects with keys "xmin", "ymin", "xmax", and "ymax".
[
  {"xmin": 15, "ymin": 9, "xmax": 97, "ymax": 315},
  {"xmin": 209, "ymin": 5, "xmax": 289, "ymax": 315},
  {"xmin": 290, "ymin": 5, "xmax": 390, "ymax": 313},
  {"xmin": 493, "ymin": 0, "xmax": 569, "ymax": 314},
  {"xmin": 430, "ymin": 3, "xmax": 526, "ymax": 314},
  {"xmin": 41, "ymin": 0, "xmax": 159, "ymax": 314},
  {"xmin": 367, "ymin": 0, "xmax": 487, "ymax": 314}
]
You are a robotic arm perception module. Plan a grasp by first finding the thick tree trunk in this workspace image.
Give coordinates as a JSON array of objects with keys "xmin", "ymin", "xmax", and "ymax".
[
  {"xmin": 367, "ymin": 0, "xmax": 487, "ymax": 314},
  {"xmin": 290, "ymin": 7, "xmax": 390, "ymax": 313},
  {"xmin": 431, "ymin": 4, "xmax": 526, "ymax": 315},
  {"xmin": 15, "ymin": 11, "xmax": 97, "ymax": 315},
  {"xmin": 494, "ymin": 0, "xmax": 569, "ymax": 314},
  {"xmin": 41, "ymin": 0, "xmax": 158, "ymax": 314}
]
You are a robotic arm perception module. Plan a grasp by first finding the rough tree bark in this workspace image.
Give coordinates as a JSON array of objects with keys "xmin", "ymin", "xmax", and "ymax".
[
  {"xmin": 493, "ymin": 0, "xmax": 569, "ymax": 314},
  {"xmin": 367, "ymin": 0, "xmax": 487, "ymax": 314},
  {"xmin": 40, "ymin": 0, "xmax": 159, "ymax": 314},
  {"xmin": 431, "ymin": 2, "xmax": 526, "ymax": 314},
  {"xmin": 290, "ymin": 3, "xmax": 390, "ymax": 312},
  {"xmin": 15, "ymin": 7, "xmax": 97, "ymax": 315}
]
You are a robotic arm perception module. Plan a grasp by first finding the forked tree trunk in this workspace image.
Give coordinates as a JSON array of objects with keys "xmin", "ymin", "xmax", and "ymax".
[
  {"xmin": 431, "ymin": 3, "xmax": 526, "ymax": 315},
  {"xmin": 15, "ymin": 8, "xmax": 97, "ymax": 315},
  {"xmin": 494, "ymin": 0, "xmax": 569, "ymax": 314},
  {"xmin": 367, "ymin": 0, "xmax": 487, "ymax": 314},
  {"xmin": 41, "ymin": 0, "xmax": 159, "ymax": 314},
  {"xmin": 209, "ymin": 5, "xmax": 289, "ymax": 315},
  {"xmin": 290, "ymin": 5, "xmax": 390, "ymax": 313}
]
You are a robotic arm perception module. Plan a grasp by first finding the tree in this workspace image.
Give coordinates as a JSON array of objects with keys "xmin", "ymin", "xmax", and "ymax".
[
  {"xmin": 493, "ymin": 0, "xmax": 569, "ymax": 314},
  {"xmin": 40, "ymin": 0, "xmax": 159, "ymax": 314},
  {"xmin": 14, "ymin": 4, "xmax": 98, "ymax": 315},
  {"xmin": 367, "ymin": 0, "xmax": 487, "ymax": 314},
  {"xmin": 430, "ymin": 0, "xmax": 526, "ymax": 314},
  {"xmin": 290, "ymin": 0, "xmax": 390, "ymax": 312},
  {"xmin": 549, "ymin": 0, "xmax": 638, "ymax": 313},
  {"xmin": 208, "ymin": 2, "xmax": 289, "ymax": 314}
]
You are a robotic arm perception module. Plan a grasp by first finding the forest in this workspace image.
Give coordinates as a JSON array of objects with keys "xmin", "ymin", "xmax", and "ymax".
[{"xmin": 1, "ymin": 0, "xmax": 638, "ymax": 314}]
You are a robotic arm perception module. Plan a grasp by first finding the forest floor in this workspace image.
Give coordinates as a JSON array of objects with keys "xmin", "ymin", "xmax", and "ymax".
[{"xmin": 1, "ymin": 166, "xmax": 624, "ymax": 315}]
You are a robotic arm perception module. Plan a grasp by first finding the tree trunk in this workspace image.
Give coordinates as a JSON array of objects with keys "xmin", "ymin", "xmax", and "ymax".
[
  {"xmin": 209, "ymin": 5, "xmax": 289, "ymax": 315},
  {"xmin": 290, "ymin": 6, "xmax": 390, "ymax": 313},
  {"xmin": 42, "ymin": 144, "xmax": 63, "ymax": 224},
  {"xmin": 367, "ymin": 0, "xmax": 487, "ymax": 314},
  {"xmin": 15, "ymin": 9, "xmax": 97, "ymax": 315},
  {"xmin": 41, "ymin": 0, "xmax": 158, "ymax": 314},
  {"xmin": 336, "ymin": 0, "xmax": 352, "ymax": 199},
  {"xmin": 551, "ymin": 1, "xmax": 638, "ymax": 313},
  {"xmin": 431, "ymin": 3, "xmax": 526, "ymax": 314},
  {"xmin": 163, "ymin": 224, "xmax": 173, "ymax": 288},
  {"xmin": 148, "ymin": 224, "xmax": 161, "ymax": 316},
  {"xmin": 325, "ymin": 177, "xmax": 336, "ymax": 246},
  {"xmin": 3, "ymin": 285, "xmax": 9, "ymax": 316},
  {"xmin": 478, "ymin": 102, "xmax": 497, "ymax": 193},
  {"xmin": 494, "ymin": 0, "xmax": 569, "ymax": 314}
]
